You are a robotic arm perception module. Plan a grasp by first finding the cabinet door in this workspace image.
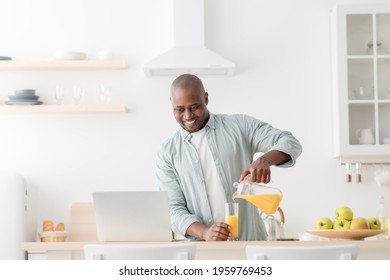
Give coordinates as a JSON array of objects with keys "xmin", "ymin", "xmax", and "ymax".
[{"xmin": 332, "ymin": 4, "xmax": 390, "ymax": 163}]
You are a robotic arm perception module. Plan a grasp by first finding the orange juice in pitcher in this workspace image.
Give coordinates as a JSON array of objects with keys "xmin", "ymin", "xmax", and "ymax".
[
  {"xmin": 235, "ymin": 194, "xmax": 282, "ymax": 215},
  {"xmin": 233, "ymin": 178, "xmax": 283, "ymax": 215}
]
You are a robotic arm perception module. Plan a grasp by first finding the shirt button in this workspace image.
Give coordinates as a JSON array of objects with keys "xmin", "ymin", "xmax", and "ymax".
[
  {"xmin": 208, "ymin": 219, "xmax": 212, "ymax": 223},
  {"xmin": 204, "ymin": 199, "xmax": 207, "ymax": 203},
  {"xmin": 200, "ymin": 179, "xmax": 204, "ymax": 183},
  {"xmin": 195, "ymin": 160, "xmax": 198, "ymax": 163}
]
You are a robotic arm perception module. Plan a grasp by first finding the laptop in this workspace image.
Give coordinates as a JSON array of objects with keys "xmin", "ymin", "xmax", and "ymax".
[{"xmin": 92, "ymin": 191, "xmax": 173, "ymax": 242}]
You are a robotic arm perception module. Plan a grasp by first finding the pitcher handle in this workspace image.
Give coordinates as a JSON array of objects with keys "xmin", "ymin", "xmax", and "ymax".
[
  {"xmin": 277, "ymin": 207, "xmax": 285, "ymax": 225},
  {"xmin": 261, "ymin": 207, "xmax": 285, "ymax": 225}
]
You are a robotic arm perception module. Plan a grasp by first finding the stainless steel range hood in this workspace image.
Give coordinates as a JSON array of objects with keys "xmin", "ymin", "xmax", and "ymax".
[{"xmin": 144, "ymin": 0, "xmax": 235, "ymax": 77}]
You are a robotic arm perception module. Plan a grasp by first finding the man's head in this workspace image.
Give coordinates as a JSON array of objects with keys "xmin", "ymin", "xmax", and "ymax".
[{"xmin": 170, "ymin": 74, "xmax": 209, "ymax": 133}]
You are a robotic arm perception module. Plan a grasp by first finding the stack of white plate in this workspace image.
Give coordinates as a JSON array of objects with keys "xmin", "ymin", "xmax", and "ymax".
[{"xmin": 6, "ymin": 89, "xmax": 43, "ymax": 105}]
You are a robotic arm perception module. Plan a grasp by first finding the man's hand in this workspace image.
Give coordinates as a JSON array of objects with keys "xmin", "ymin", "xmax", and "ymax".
[
  {"xmin": 201, "ymin": 222, "xmax": 232, "ymax": 241},
  {"xmin": 240, "ymin": 156, "xmax": 271, "ymax": 183},
  {"xmin": 187, "ymin": 222, "xmax": 232, "ymax": 241},
  {"xmin": 239, "ymin": 150, "xmax": 291, "ymax": 183}
]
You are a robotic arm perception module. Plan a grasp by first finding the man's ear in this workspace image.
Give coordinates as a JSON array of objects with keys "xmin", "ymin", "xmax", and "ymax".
[{"xmin": 205, "ymin": 92, "xmax": 209, "ymax": 105}]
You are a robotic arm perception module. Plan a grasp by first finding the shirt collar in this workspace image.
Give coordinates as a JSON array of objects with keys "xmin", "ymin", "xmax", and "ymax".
[{"xmin": 180, "ymin": 112, "xmax": 216, "ymax": 142}]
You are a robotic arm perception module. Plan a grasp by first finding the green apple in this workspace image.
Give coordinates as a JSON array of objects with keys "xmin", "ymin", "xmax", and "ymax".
[
  {"xmin": 350, "ymin": 217, "xmax": 369, "ymax": 230},
  {"xmin": 315, "ymin": 217, "xmax": 333, "ymax": 229},
  {"xmin": 367, "ymin": 217, "xmax": 381, "ymax": 230},
  {"xmin": 335, "ymin": 206, "xmax": 353, "ymax": 221},
  {"xmin": 333, "ymin": 219, "xmax": 351, "ymax": 230}
]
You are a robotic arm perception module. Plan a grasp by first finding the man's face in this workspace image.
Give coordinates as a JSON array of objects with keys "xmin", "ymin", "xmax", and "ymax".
[{"xmin": 171, "ymin": 87, "xmax": 209, "ymax": 133}]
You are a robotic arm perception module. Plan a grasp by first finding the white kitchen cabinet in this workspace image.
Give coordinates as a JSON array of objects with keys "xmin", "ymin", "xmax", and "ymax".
[
  {"xmin": 0, "ymin": 59, "xmax": 128, "ymax": 114},
  {"xmin": 332, "ymin": 4, "xmax": 390, "ymax": 163}
]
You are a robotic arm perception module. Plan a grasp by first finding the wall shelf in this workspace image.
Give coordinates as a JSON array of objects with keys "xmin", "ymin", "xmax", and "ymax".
[
  {"xmin": 0, "ymin": 105, "xmax": 128, "ymax": 114},
  {"xmin": 0, "ymin": 60, "xmax": 127, "ymax": 71}
]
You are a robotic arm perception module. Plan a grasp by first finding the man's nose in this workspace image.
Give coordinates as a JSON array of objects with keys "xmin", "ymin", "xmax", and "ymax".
[{"xmin": 184, "ymin": 109, "xmax": 193, "ymax": 119}]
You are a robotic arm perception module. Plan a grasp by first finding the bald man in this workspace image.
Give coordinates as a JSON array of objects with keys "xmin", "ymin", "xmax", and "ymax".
[{"xmin": 156, "ymin": 74, "xmax": 302, "ymax": 241}]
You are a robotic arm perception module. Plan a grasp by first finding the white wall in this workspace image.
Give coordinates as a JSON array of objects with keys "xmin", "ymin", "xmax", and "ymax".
[{"xmin": 1, "ymin": 0, "xmax": 390, "ymax": 240}]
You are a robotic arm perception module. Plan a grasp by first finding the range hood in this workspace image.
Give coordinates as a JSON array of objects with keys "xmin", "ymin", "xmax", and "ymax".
[{"xmin": 144, "ymin": 0, "xmax": 235, "ymax": 77}]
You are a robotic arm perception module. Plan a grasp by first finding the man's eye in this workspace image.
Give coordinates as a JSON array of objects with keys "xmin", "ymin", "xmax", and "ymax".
[
  {"xmin": 190, "ymin": 106, "xmax": 198, "ymax": 111},
  {"xmin": 175, "ymin": 108, "xmax": 184, "ymax": 113}
]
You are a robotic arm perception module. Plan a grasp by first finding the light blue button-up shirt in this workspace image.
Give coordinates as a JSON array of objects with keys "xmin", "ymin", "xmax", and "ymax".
[{"xmin": 156, "ymin": 113, "xmax": 302, "ymax": 241}]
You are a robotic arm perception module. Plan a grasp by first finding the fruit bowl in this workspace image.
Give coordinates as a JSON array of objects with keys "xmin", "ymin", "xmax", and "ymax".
[{"xmin": 306, "ymin": 229, "xmax": 385, "ymax": 240}]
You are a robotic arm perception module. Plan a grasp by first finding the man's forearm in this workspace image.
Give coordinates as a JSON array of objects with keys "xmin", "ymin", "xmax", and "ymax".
[
  {"xmin": 186, "ymin": 222, "xmax": 208, "ymax": 240},
  {"xmin": 258, "ymin": 150, "xmax": 291, "ymax": 166}
]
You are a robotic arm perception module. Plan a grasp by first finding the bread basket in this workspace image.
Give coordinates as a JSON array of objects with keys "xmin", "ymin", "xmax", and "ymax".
[{"xmin": 40, "ymin": 231, "xmax": 68, "ymax": 242}]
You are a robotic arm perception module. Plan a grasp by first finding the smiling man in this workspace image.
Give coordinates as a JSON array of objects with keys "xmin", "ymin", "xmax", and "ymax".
[{"xmin": 156, "ymin": 74, "xmax": 302, "ymax": 241}]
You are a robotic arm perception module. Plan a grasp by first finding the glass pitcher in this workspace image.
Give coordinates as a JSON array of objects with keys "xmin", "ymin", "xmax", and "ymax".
[{"xmin": 232, "ymin": 178, "xmax": 283, "ymax": 215}]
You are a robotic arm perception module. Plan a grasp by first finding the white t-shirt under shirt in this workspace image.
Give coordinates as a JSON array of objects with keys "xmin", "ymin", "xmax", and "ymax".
[{"xmin": 190, "ymin": 127, "xmax": 227, "ymax": 223}]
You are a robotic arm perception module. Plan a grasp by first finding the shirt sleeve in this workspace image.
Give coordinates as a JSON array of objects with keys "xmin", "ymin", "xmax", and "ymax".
[{"xmin": 243, "ymin": 115, "xmax": 303, "ymax": 167}]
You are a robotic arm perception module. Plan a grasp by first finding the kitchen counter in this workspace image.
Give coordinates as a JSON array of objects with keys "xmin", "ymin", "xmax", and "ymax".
[{"xmin": 21, "ymin": 240, "xmax": 390, "ymax": 260}]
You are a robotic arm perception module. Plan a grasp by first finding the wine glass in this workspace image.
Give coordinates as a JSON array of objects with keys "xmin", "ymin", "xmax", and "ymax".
[
  {"xmin": 99, "ymin": 85, "xmax": 111, "ymax": 105},
  {"xmin": 73, "ymin": 86, "xmax": 85, "ymax": 105},
  {"xmin": 54, "ymin": 86, "xmax": 65, "ymax": 105}
]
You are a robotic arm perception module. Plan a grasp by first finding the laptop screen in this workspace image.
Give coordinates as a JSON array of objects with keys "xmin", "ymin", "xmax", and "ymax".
[{"xmin": 92, "ymin": 191, "xmax": 173, "ymax": 242}]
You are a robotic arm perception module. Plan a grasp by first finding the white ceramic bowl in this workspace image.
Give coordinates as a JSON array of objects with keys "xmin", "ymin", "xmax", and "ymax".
[{"xmin": 54, "ymin": 51, "xmax": 86, "ymax": 60}]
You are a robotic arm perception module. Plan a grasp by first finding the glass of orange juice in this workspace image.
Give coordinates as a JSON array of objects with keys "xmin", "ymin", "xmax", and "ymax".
[{"xmin": 225, "ymin": 202, "xmax": 239, "ymax": 241}]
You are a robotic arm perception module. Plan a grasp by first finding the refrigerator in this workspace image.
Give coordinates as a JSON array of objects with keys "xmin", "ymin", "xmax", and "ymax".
[{"xmin": 0, "ymin": 171, "xmax": 37, "ymax": 259}]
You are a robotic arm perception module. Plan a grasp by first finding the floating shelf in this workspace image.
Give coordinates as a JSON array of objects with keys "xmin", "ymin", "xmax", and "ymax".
[
  {"xmin": 0, "ymin": 60, "xmax": 127, "ymax": 70},
  {"xmin": 0, "ymin": 105, "xmax": 128, "ymax": 114}
]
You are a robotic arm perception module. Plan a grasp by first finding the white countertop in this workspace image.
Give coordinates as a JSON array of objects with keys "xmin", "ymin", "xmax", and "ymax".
[{"xmin": 21, "ymin": 240, "xmax": 390, "ymax": 260}]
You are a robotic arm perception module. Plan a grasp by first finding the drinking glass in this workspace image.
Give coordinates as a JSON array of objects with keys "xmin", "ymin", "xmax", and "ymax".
[
  {"xmin": 54, "ymin": 86, "xmax": 65, "ymax": 105},
  {"xmin": 225, "ymin": 202, "xmax": 239, "ymax": 241},
  {"xmin": 73, "ymin": 86, "xmax": 85, "ymax": 105},
  {"xmin": 99, "ymin": 85, "xmax": 111, "ymax": 105}
]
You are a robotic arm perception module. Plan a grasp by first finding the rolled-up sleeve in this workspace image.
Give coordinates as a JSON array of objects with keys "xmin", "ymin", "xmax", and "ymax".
[{"xmin": 244, "ymin": 115, "xmax": 303, "ymax": 167}]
